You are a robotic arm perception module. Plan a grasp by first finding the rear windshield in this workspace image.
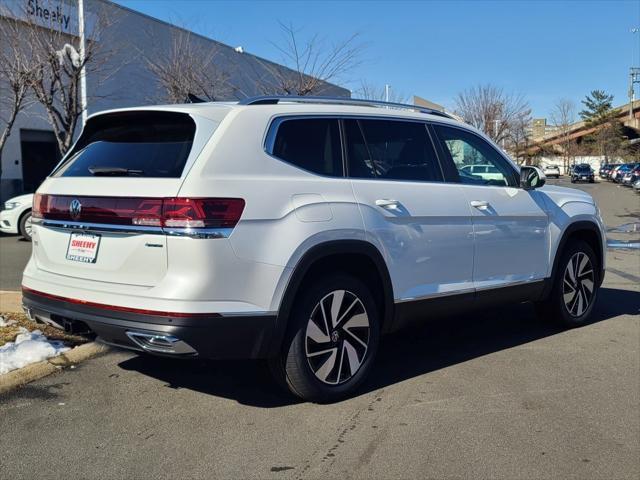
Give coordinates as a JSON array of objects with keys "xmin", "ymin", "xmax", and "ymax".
[{"xmin": 53, "ymin": 111, "xmax": 196, "ymax": 178}]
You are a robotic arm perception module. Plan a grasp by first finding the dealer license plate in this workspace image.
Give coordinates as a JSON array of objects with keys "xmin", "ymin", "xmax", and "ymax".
[{"xmin": 66, "ymin": 232, "xmax": 101, "ymax": 263}]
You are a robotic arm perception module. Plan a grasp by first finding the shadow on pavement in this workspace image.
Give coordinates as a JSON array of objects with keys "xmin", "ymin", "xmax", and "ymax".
[{"xmin": 117, "ymin": 287, "xmax": 639, "ymax": 408}]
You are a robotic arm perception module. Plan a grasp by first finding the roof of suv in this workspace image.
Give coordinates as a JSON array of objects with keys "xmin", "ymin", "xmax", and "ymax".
[{"xmin": 88, "ymin": 96, "xmax": 463, "ymax": 127}]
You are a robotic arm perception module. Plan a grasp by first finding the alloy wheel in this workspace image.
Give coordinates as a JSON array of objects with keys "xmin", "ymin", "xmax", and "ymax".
[
  {"xmin": 304, "ymin": 289, "xmax": 370, "ymax": 385},
  {"xmin": 562, "ymin": 252, "xmax": 595, "ymax": 317},
  {"xmin": 24, "ymin": 215, "xmax": 33, "ymax": 238}
]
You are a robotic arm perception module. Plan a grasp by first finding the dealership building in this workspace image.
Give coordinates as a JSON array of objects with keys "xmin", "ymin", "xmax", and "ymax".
[{"xmin": 0, "ymin": 0, "xmax": 348, "ymax": 201}]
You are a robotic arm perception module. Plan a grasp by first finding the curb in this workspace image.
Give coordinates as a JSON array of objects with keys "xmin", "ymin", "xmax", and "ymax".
[
  {"xmin": 0, "ymin": 290, "xmax": 23, "ymax": 313},
  {"xmin": 0, "ymin": 342, "xmax": 109, "ymax": 395}
]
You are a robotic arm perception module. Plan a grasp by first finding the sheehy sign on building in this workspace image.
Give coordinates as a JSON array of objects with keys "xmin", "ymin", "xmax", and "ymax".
[{"xmin": 1, "ymin": 0, "xmax": 96, "ymax": 37}]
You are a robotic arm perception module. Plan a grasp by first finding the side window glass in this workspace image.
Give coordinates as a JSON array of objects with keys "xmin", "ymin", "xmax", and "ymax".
[
  {"xmin": 433, "ymin": 125, "xmax": 516, "ymax": 187},
  {"xmin": 345, "ymin": 119, "xmax": 443, "ymax": 182},
  {"xmin": 344, "ymin": 119, "xmax": 377, "ymax": 178},
  {"xmin": 271, "ymin": 118, "xmax": 342, "ymax": 176}
]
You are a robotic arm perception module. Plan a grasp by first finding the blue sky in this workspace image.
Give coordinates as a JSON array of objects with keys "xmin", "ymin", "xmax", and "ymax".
[{"xmin": 116, "ymin": 0, "xmax": 639, "ymax": 118}]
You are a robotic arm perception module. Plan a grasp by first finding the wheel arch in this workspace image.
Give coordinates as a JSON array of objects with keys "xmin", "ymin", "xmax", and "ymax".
[
  {"xmin": 543, "ymin": 220, "xmax": 605, "ymax": 299},
  {"xmin": 268, "ymin": 240, "xmax": 395, "ymax": 356}
]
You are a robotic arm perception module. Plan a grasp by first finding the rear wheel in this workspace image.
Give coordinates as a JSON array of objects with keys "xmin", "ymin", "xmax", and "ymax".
[
  {"xmin": 19, "ymin": 211, "xmax": 33, "ymax": 241},
  {"xmin": 536, "ymin": 240, "xmax": 599, "ymax": 327},
  {"xmin": 270, "ymin": 274, "xmax": 379, "ymax": 402}
]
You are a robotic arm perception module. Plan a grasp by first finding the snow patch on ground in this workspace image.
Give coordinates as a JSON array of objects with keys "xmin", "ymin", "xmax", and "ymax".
[
  {"xmin": 0, "ymin": 327, "xmax": 70, "ymax": 375},
  {"xmin": 0, "ymin": 317, "xmax": 16, "ymax": 327}
]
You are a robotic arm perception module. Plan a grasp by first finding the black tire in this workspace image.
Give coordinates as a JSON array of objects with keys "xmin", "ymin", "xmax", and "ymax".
[
  {"xmin": 18, "ymin": 211, "xmax": 33, "ymax": 241},
  {"xmin": 536, "ymin": 240, "xmax": 599, "ymax": 327},
  {"xmin": 270, "ymin": 274, "xmax": 380, "ymax": 403}
]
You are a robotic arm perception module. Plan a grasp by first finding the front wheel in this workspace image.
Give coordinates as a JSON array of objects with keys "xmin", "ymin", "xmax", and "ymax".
[
  {"xmin": 536, "ymin": 240, "xmax": 599, "ymax": 327},
  {"xmin": 270, "ymin": 274, "xmax": 380, "ymax": 402}
]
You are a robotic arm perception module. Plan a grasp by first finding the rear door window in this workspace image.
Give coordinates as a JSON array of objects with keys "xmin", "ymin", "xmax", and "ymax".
[
  {"xmin": 345, "ymin": 119, "xmax": 443, "ymax": 182},
  {"xmin": 270, "ymin": 118, "xmax": 342, "ymax": 176},
  {"xmin": 54, "ymin": 111, "xmax": 196, "ymax": 178}
]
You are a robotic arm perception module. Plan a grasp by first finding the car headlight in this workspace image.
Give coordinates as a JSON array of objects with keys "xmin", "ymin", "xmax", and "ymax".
[{"xmin": 3, "ymin": 201, "xmax": 21, "ymax": 210}]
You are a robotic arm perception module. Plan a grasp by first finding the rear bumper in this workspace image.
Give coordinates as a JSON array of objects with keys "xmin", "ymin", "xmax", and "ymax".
[{"xmin": 22, "ymin": 288, "xmax": 278, "ymax": 359}]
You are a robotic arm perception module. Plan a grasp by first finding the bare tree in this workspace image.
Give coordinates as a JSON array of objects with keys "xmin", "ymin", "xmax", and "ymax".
[
  {"xmin": 454, "ymin": 84, "xmax": 531, "ymax": 145},
  {"xmin": 353, "ymin": 81, "xmax": 408, "ymax": 103},
  {"xmin": 10, "ymin": 4, "xmax": 119, "ymax": 155},
  {"xmin": 144, "ymin": 29, "xmax": 236, "ymax": 103},
  {"xmin": 256, "ymin": 22, "xmax": 362, "ymax": 96},
  {"xmin": 0, "ymin": 16, "xmax": 38, "ymax": 180},
  {"xmin": 506, "ymin": 114, "xmax": 532, "ymax": 164},
  {"xmin": 549, "ymin": 98, "xmax": 576, "ymax": 171}
]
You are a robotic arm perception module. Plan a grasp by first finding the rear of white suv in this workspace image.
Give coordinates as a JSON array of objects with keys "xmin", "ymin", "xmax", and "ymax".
[
  {"xmin": 23, "ymin": 106, "xmax": 282, "ymax": 359},
  {"xmin": 23, "ymin": 97, "xmax": 606, "ymax": 402}
]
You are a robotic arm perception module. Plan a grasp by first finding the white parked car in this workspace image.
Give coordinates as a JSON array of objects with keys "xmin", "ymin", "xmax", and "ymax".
[
  {"xmin": 459, "ymin": 164, "xmax": 506, "ymax": 183},
  {"xmin": 543, "ymin": 165, "xmax": 561, "ymax": 178},
  {"xmin": 22, "ymin": 97, "xmax": 607, "ymax": 402},
  {"xmin": 0, "ymin": 193, "xmax": 34, "ymax": 241}
]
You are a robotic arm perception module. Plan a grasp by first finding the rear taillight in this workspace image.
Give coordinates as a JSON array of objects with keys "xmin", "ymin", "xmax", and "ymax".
[
  {"xmin": 32, "ymin": 193, "xmax": 47, "ymax": 219},
  {"xmin": 33, "ymin": 195, "xmax": 245, "ymax": 230},
  {"xmin": 162, "ymin": 198, "xmax": 245, "ymax": 229}
]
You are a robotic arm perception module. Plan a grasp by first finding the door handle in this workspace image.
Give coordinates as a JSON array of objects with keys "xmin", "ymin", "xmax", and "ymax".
[
  {"xmin": 375, "ymin": 199, "xmax": 400, "ymax": 209},
  {"xmin": 470, "ymin": 200, "xmax": 490, "ymax": 210}
]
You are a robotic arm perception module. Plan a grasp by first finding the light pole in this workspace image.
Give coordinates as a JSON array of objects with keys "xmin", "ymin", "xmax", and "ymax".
[
  {"xmin": 384, "ymin": 84, "xmax": 390, "ymax": 103},
  {"xmin": 78, "ymin": 0, "xmax": 88, "ymax": 126}
]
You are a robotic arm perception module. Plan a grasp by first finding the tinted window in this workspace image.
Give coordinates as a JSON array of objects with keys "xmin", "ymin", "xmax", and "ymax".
[
  {"xmin": 345, "ymin": 119, "xmax": 442, "ymax": 182},
  {"xmin": 271, "ymin": 118, "xmax": 342, "ymax": 176},
  {"xmin": 433, "ymin": 125, "xmax": 517, "ymax": 187},
  {"xmin": 54, "ymin": 112, "xmax": 196, "ymax": 178}
]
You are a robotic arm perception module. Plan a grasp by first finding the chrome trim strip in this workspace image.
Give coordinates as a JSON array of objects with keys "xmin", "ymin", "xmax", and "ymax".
[
  {"xmin": 474, "ymin": 279, "xmax": 545, "ymax": 292},
  {"xmin": 219, "ymin": 311, "xmax": 277, "ymax": 317},
  {"xmin": 394, "ymin": 279, "xmax": 546, "ymax": 303},
  {"xmin": 395, "ymin": 288, "xmax": 475, "ymax": 303},
  {"xmin": 34, "ymin": 218, "xmax": 233, "ymax": 239},
  {"xmin": 35, "ymin": 218, "xmax": 162, "ymax": 234},
  {"xmin": 163, "ymin": 227, "xmax": 232, "ymax": 239}
]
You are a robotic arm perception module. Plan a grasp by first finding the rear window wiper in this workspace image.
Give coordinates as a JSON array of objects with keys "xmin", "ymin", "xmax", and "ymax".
[{"xmin": 88, "ymin": 166, "xmax": 144, "ymax": 176}]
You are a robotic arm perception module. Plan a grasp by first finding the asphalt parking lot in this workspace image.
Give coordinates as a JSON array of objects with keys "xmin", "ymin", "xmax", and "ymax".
[
  {"xmin": 0, "ymin": 179, "xmax": 638, "ymax": 479},
  {"xmin": 0, "ymin": 232, "xmax": 31, "ymax": 291}
]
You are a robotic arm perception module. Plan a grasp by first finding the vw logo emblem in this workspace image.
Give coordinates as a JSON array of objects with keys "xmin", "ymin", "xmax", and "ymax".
[{"xmin": 69, "ymin": 199, "xmax": 82, "ymax": 220}]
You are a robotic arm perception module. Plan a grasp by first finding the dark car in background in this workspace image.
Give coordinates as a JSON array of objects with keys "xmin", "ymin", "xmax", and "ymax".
[{"xmin": 571, "ymin": 164, "xmax": 595, "ymax": 183}]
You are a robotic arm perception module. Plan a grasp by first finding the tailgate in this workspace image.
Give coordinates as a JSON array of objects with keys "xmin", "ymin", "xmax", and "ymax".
[
  {"xmin": 29, "ymin": 109, "xmax": 220, "ymax": 287},
  {"xmin": 32, "ymin": 191, "xmax": 177, "ymax": 287}
]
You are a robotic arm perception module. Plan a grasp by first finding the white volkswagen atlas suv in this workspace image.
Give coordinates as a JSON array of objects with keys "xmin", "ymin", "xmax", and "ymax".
[{"xmin": 22, "ymin": 96, "xmax": 606, "ymax": 402}]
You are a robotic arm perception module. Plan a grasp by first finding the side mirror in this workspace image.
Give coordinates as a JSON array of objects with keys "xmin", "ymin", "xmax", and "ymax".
[{"xmin": 520, "ymin": 166, "xmax": 546, "ymax": 190}]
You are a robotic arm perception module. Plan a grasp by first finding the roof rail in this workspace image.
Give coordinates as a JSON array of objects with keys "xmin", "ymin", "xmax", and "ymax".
[{"xmin": 237, "ymin": 95, "xmax": 455, "ymax": 119}]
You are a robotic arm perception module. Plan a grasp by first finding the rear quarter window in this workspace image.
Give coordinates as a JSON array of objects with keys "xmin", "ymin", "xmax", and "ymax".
[
  {"xmin": 268, "ymin": 118, "xmax": 343, "ymax": 177},
  {"xmin": 53, "ymin": 111, "xmax": 196, "ymax": 178}
]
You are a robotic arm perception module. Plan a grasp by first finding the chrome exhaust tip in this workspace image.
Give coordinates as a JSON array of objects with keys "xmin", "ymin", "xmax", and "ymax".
[
  {"xmin": 125, "ymin": 331, "xmax": 197, "ymax": 355},
  {"xmin": 23, "ymin": 307, "xmax": 35, "ymax": 321}
]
